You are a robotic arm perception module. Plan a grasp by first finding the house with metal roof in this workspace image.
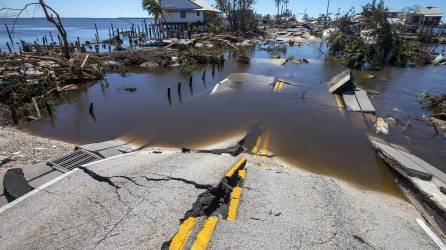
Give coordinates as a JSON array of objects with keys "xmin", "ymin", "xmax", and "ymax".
[
  {"xmin": 160, "ymin": 0, "xmax": 221, "ymax": 24},
  {"xmin": 406, "ymin": 6, "xmax": 443, "ymax": 27}
]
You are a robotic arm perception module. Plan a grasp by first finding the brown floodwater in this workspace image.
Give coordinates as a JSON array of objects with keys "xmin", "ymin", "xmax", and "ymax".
[{"xmin": 23, "ymin": 43, "xmax": 446, "ymax": 194}]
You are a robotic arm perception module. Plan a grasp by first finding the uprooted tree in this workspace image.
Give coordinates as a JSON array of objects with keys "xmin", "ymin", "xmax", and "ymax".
[
  {"xmin": 327, "ymin": 0, "xmax": 411, "ymax": 69},
  {"xmin": 0, "ymin": 0, "xmax": 70, "ymax": 59},
  {"xmin": 215, "ymin": 0, "xmax": 257, "ymax": 32}
]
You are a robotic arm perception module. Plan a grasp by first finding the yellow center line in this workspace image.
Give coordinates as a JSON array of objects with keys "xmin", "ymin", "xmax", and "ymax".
[
  {"xmin": 225, "ymin": 157, "xmax": 247, "ymax": 178},
  {"xmin": 251, "ymin": 135, "xmax": 263, "ymax": 154},
  {"xmin": 169, "ymin": 217, "xmax": 197, "ymax": 250},
  {"xmin": 191, "ymin": 216, "xmax": 219, "ymax": 250},
  {"xmin": 238, "ymin": 169, "xmax": 247, "ymax": 180},
  {"xmin": 273, "ymin": 81, "xmax": 280, "ymax": 92},
  {"xmin": 260, "ymin": 132, "xmax": 270, "ymax": 157},
  {"xmin": 227, "ymin": 187, "xmax": 243, "ymax": 221}
]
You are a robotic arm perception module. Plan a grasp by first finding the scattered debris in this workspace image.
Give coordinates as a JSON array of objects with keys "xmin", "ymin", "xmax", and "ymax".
[{"xmin": 375, "ymin": 117, "xmax": 389, "ymax": 135}]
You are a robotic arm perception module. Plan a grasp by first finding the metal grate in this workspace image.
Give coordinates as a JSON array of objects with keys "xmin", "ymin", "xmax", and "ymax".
[{"xmin": 47, "ymin": 149, "xmax": 103, "ymax": 172}]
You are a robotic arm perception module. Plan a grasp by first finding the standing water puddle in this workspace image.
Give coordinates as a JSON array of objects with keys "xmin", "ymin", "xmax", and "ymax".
[{"xmin": 23, "ymin": 43, "xmax": 446, "ymax": 194}]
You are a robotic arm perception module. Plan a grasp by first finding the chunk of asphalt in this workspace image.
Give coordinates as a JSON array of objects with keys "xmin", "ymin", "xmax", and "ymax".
[{"xmin": 3, "ymin": 168, "xmax": 34, "ymax": 202}]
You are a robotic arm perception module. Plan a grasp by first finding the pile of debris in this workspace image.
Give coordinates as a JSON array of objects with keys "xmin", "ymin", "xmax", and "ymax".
[{"xmin": 0, "ymin": 52, "xmax": 104, "ymax": 124}]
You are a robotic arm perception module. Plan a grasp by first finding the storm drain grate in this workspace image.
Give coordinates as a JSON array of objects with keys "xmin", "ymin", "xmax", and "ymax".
[{"xmin": 47, "ymin": 149, "xmax": 104, "ymax": 172}]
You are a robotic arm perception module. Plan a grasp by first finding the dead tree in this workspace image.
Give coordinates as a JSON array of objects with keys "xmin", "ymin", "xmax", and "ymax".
[
  {"xmin": 38, "ymin": 0, "xmax": 70, "ymax": 59},
  {"xmin": 0, "ymin": 1, "xmax": 70, "ymax": 59}
]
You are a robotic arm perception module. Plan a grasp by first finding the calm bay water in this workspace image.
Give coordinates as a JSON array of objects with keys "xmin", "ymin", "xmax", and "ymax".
[
  {"xmin": 21, "ymin": 41, "xmax": 446, "ymax": 194},
  {"xmin": 0, "ymin": 18, "xmax": 153, "ymax": 51}
]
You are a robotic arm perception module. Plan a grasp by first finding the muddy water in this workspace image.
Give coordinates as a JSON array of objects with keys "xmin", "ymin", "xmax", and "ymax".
[{"xmin": 24, "ymin": 43, "xmax": 446, "ymax": 194}]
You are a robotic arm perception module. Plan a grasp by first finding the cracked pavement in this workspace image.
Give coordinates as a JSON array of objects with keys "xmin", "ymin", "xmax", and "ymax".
[
  {"xmin": 0, "ymin": 149, "xmax": 237, "ymax": 249},
  {"xmin": 0, "ymin": 149, "xmax": 440, "ymax": 249},
  {"xmin": 208, "ymin": 156, "xmax": 438, "ymax": 249}
]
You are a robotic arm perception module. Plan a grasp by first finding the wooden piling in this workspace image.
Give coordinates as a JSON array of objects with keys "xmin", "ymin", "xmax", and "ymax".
[
  {"xmin": 167, "ymin": 87, "xmax": 171, "ymax": 99},
  {"xmin": 6, "ymin": 42, "xmax": 12, "ymax": 53},
  {"xmin": 177, "ymin": 82, "xmax": 182, "ymax": 94},
  {"xmin": 89, "ymin": 103, "xmax": 94, "ymax": 114},
  {"xmin": 10, "ymin": 105, "xmax": 18, "ymax": 125},
  {"xmin": 43, "ymin": 99, "xmax": 52, "ymax": 117},
  {"xmin": 189, "ymin": 76, "xmax": 193, "ymax": 85},
  {"xmin": 5, "ymin": 24, "xmax": 14, "ymax": 49},
  {"xmin": 32, "ymin": 97, "xmax": 41, "ymax": 118},
  {"xmin": 202, "ymin": 70, "xmax": 206, "ymax": 80},
  {"xmin": 94, "ymin": 23, "xmax": 100, "ymax": 44}
]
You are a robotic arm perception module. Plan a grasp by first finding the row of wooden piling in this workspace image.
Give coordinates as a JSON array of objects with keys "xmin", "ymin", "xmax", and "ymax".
[{"xmin": 2, "ymin": 21, "xmax": 209, "ymax": 54}]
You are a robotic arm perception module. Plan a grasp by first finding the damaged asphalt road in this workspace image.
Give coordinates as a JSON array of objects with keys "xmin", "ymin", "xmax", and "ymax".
[
  {"xmin": 0, "ymin": 148, "xmax": 441, "ymax": 249},
  {"xmin": 0, "ymin": 149, "xmax": 238, "ymax": 249}
]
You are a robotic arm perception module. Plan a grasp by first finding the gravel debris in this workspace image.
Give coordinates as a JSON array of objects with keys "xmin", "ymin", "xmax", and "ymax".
[{"xmin": 0, "ymin": 126, "xmax": 75, "ymax": 170}]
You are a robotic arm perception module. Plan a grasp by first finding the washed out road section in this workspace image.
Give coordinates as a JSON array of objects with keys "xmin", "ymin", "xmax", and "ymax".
[
  {"xmin": 0, "ymin": 149, "xmax": 237, "ymax": 249},
  {"xmin": 209, "ymin": 156, "xmax": 438, "ymax": 249}
]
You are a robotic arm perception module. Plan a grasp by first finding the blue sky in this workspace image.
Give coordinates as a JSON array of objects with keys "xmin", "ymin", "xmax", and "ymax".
[{"xmin": 1, "ymin": 0, "xmax": 445, "ymax": 19}]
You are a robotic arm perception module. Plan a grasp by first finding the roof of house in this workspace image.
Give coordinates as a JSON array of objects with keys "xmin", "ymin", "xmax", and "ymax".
[
  {"xmin": 415, "ymin": 6, "xmax": 443, "ymax": 16},
  {"xmin": 191, "ymin": 0, "xmax": 221, "ymax": 12},
  {"xmin": 161, "ymin": 0, "xmax": 221, "ymax": 12}
]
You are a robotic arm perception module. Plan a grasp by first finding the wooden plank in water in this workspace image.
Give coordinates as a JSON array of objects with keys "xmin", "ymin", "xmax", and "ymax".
[
  {"xmin": 328, "ymin": 69, "xmax": 351, "ymax": 93},
  {"xmin": 342, "ymin": 90, "xmax": 361, "ymax": 112},
  {"xmin": 370, "ymin": 139, "xmax": 433, "ymax": 181},
  {"xmin": 354, "ymin": 88, "xmax": 376, "ymax": 113}
]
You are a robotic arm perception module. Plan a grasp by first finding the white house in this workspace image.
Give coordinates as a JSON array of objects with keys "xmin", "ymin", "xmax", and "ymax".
[
  {"xmin": 406, "ymin": 6, "xmax": 443, "ymax": 27},
  {"xmin": 160, "ymin": 0, "xmax": 221, "ymax": 24}
]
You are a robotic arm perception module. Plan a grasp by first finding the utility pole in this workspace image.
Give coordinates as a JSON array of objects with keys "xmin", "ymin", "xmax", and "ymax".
[{"xmin": 325, "ymin": 0, "xmax": 330, "ymax": 28}]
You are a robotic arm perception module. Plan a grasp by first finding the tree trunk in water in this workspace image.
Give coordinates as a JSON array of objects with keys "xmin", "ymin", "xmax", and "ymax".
[{"xmin": 38, "ymin": 0, "xmax": 70, "ymax": 59}]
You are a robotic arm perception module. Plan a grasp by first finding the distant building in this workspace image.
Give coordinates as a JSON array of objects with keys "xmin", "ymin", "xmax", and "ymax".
[
  {"xmin": 160, "ymin": 0, "xmax": 221, "ymax": 24},
  {"xmin": 406, "ymin": 6, "xmax": 443, "ymax": 27},
  {"xmin": 386, "ymin": 9, "xmax": 407, "ymax": 25}
]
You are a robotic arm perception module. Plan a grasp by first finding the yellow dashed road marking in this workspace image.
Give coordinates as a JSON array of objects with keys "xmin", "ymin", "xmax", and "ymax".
[
  {"xmin": 227, "ymin": 187, "xmax": 242, "ymax": 221},
  {"xmin": 238, "ymin": 169, "xmax": 247, "ymax": 180},
  {"xmin": 169, "ymin": 217, "xmax": 197, "ymax": 250},
  {"xmin": 225, "ymin": 157, "xmax": 247, "ymax": 178},
  {"xmin": 251, "ymin": 135, "xmax": 263, "ymax": 154},
  {"xmin": 191, "ymin": 216, "xmax": 219, "ymax": 250}
]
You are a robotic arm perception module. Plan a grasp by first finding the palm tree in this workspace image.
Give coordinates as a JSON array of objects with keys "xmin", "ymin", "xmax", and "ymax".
[
  {"xmin": 274, "ymin": 0, "xmax": 282, "ymax": 16},
  {"xmin": 142, "ymin": 0, "xmax": 168, "ymax": 26}
]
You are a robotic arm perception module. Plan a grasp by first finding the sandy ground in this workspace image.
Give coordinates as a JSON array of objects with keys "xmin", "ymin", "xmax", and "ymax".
[{"xmin": 0, "ymin": 126, "xmax": 75, "ymax": 170}]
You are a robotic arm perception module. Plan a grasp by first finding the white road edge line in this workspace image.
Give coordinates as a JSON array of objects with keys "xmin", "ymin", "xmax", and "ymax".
[
  {"xmin": 0, "ymin": 151, "xmax": 141, "ymax": 214},
  {"xmin": 0, "ymin": 169, "xmax": 78, "ymax": 214},
  {"xmin": 416, "ymin": 218, "xmax": 446, "ymax": 250}
]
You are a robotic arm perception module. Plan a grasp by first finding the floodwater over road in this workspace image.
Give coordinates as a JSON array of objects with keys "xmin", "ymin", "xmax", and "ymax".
[{"xmin": 24, "ymin": 43, "xmax": 446, "ymax": 193}]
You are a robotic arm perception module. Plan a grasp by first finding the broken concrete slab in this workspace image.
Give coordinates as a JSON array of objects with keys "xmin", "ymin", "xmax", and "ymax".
[
  {"xmin": 370, "ymin": 139, "xmax": 433, "ymax": 181},
  {"xmin": 251, "ymin": 58, "xmax": 287, "ymax": 66},
  {"xmin": 328, "ymin": 69, "xmax": 352, "ymax": 94},
  {"xmin": 195, "ymin": 132, "xmax": 247, "ymax": 156},
  {"xmin": 209, "ymin": 156, "xmax": 438, "ymax": 249},
  {"xmin": 355, "ymin": 88, "xmax": 376, "ymax": 113},
  {"xmin": 342, "ymin": 90, "xmax": 362, "ymax": 112},
  {"xmin": 210, "ymin": 73, "xmax": 275, "ymax": 95},
  {"xmin": 3, "ymin": 168, "xmax": 34, "ymax": 202},
  {"xmin": 77, "ymin": 139, "xmax": 137, "ymax": 155},
  {"xmin": 0, "ymin": 150, "xmax": 239, "ymax": 249},
  {"xmin": 0, "ymin": 154, "xmax": 10, "ymax": 166}
]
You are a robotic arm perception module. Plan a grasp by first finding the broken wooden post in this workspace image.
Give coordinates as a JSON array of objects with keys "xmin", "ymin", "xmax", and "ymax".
[
  {"xmin": 167, "ymin": 87, "xmax": 171, "ymax": 99},
  {"xmin": 177, "ymin": 82, "xmax": 182, "ymax": 94},
  {"xmin": 94, "ymin": 23, "xmax": 100, "ymax": 44},
  {"xmin": 89, "ymin": 103, "xmax": 94, "ymax": 114},
  {"xmin": 6, "ymin": 42, "xmax": 12, "ymax": 53},
  {"xmin": 202, "ymin": 70, "xmax": 206, "ymax": 81},
  {"xmin": 32, "ymin": 97, "xmax": 41, "ymax": 118},
  {"xmin": 212, "ymin": 65, "xmax": 215, "ymax": 78},
  {"xmin": 43, "ymin": 99, "xmax": 52, "ymax": 117},
  {"xmin": 189, "ymin": 76, "xmax": 193, "ymax": 85},
  {"xmin": 9, "ymin": 105, "xmax": 18, "ymax": 125}
]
